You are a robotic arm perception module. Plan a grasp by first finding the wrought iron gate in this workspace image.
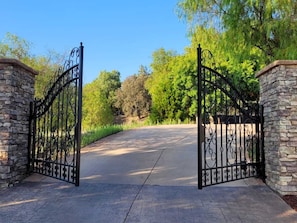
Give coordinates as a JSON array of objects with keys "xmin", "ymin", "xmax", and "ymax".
[
  {"xmin": 197, "ymin": 45, "xmax": 265, "ymax": 189},
  {"xmin": 28, "ymin": 43, "xmax": 83, "ymax": 186}
]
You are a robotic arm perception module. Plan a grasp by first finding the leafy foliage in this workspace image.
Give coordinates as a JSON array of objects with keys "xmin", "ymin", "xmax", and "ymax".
[
  {"xmin": 94, "ymin": 70, "xmax": 121, "ymax": 115},
  {"xmin": 6, "ymin": 1, "xmax": 296, "ymax": 129},
  {"xmin": 82, "ymin": 81, "xmax": 113, "ymax": 129},
  {"xmin": 115, "ymin": 66, "xmax": 151, "ymax": 119},
  {"xmin": 0, "ymin": 32, "xmax": 64, "ymax": 99},
  {"xmin": 82, "ymin": 70, "xmax": 121, "ymax": 129},
  {"xmin": 146, "ymin": 49, "xmax": 176, "ymax": 123},
  {"xmin": 177, "ymin": 0, "xmax": 297, "ymax": 63},
  {"xmin": 186, "ymin": 24, "xmax": 262, "ymax": 101},
  {"xmin": 147, "ymin": 48, "xmax": 197, "ymax": 123},
  {"xmin": 0, "ymin": 32, "xmax": 31, "ymax": 60}
]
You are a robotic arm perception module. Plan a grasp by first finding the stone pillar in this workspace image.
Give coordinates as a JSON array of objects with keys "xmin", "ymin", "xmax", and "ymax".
[
  {"xmin": 0, "ymin": 59, "xmax": 37, "ymax": 188},
  {"xmin": 257, "ymin": 60, "xmax": 297, "ymax": 195}
]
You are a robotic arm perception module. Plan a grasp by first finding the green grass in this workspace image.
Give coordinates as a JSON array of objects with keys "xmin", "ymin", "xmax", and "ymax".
[
  {"xmin": 81, "ymin": 122, "xmax": 148, "ymax": 147},
  {"xmin": 81, "ymin": 125, "xmax": 124, "ymax": 147},
  {"xmin": 81, "ymin": 119, "xmax": 196, "ymax": 148}
]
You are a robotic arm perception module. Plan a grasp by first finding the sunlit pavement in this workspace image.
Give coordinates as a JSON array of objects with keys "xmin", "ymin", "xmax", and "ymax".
[{"xmin": 1, "ymin": 124, "xmax": 297, "ymax": 223}]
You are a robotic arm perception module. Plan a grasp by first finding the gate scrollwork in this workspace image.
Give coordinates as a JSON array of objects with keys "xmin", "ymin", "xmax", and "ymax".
[
  {"xmin": 28, "ymin": 43, "xmax": 83, "ymax": 186},
  {"xmin": 197, "ymin": 45, "xmax": 264, "ymax": 189}
]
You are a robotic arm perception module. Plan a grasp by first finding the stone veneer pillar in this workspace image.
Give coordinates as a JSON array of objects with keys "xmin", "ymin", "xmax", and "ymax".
[
  {"xmin": 0, "ymin": 58, "xmax": 37, "ymax": 188},
  {"xmin": 257, "ymin": 60, "xmax": 297, "ymax": 195}
]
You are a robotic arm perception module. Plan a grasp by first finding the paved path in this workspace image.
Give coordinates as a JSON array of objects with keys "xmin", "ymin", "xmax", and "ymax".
[{"xmin": 1, "ymin": 124, "xmax": 297, "ymax": 223}]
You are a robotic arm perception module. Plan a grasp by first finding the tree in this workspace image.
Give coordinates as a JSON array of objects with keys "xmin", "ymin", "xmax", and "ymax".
[
  {"xmin": 170, "ymin": 54, "xmax": 197, "ymax": 121},
  {"xmin": 95, "ymin": 70, "xmax": 121, "ymax": 115},
  {"xmin": 82, "ymin": 70, "xmax": 121, "ymax": 129},
  {"xmin": 147, "ymin": 26, "xmax": 263, "ymax": 124},
  {"xmin": 186, "ymin": 26, "xmax": 262, "ymax": 101},
  {"xmin": 82, "ymin": 82, "xmax": 113, "ymax": 129},
  {"xmin": 177, "ymin": 0, "xmax": 297, "ymax": 63},
  {"xmin": 115, "ymin": 66, "xmax": 151, "ymax": 119},
  {"xmin": 0, "ymin": 32, "xmax": 65, "ymax": 99},
  {"xmin": 146, "ymin": 49, "xmax": 177, "ymax": 122},
  {"xmin": 147, "ymin": 48, "xmax": 198, "ymax": 123},
  {"xmin": 0, "ymin": 32, "xmax": 31, "ymax": 61}
]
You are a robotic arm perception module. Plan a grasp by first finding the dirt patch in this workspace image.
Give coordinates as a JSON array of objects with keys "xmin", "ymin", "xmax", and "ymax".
[{"xmin": 282, "ymin": 195, "xmax": 297, "ymax": 211}]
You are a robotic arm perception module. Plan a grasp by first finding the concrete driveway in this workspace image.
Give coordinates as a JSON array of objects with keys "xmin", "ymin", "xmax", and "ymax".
[
  {"xmin": 80, "ymin": 124, "xmax": 197, "ymax": 186},
  {"xmin": 1, "ymin": 124, "xmax": 297, "ymax": 223}
]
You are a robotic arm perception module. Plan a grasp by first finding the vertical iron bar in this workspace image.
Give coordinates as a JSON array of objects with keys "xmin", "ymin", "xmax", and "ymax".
[
  {"xmin": 207, "ymin": 70, "xmax": 212, "ymax": 186},
  {"xmin": 60, "ymin": 76, "xmax": 65, "ymax": 180},
  {"xmin": 75, "ymin": 42, "xmax": 83, "ymax": 186},
  {"xmin": 57, "ymin": 89, "xmax": 61, "ymax": 179},
  {"xmin": 197, "ymin": 45, "xmax": 203, "ymax": 189},
  {"xmin": 42, "ymin": 108, "xmax": 46, "ymax": 174},
  {"xmin": 225, "ymin": 84, "xmax": 228, "ymax": 182},
  {"xmin": 235, "ymin": 102, "xmax": 238, "ymax": 179},
  {"xmin": 214, "ymin": 73, "xmax": 218, "ymax": 184},
  {"xmin": 65, "ymin": 82, "xmax": 70, "ymax": 182},
  {"xmin": 203, "ymin": 69, "xmax": 207, "ymax": 186},
  {"xmin": 36, "ymin": 115, "xmax": 41, "ymax": 172},
  {"xmin": 243, "ymin": 111, "xmax": 246, "ymax": 177},
  {"xmin": 27, "ymin": 101, "xmax": 34, "ymax": 172},
  {"xmin": 45, "ymin": 103, "xmax": 50, "ymax": 175},
  {"xmin": 220, "ymin": 86, "xmax": 224, "ymax": 183},
  {"xmin": 73, "ymin": 74, "xmax": 78, "ymax": 183},
  {"xmin": 49, "ymin": 101, "xmax": 54, "ymax": 176},
  {"xmin": 73, "ymin": 75, "xmax": 78, "ymax": 183},
  {"xmin": 235, "ymin": 103, "xmax": 243, "ymax": 178}
]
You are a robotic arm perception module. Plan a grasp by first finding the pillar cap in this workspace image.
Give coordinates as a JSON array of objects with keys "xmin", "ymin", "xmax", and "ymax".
[
  {"xmin": 256, "ymin": 60, "xmax": 297, "ymax": 78},
  {"xmin": 0, "ymin": 58, "xmax": 38, "ymax": 76}
]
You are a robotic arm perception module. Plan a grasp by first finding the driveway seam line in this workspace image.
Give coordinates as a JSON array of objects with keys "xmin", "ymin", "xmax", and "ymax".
[{"xmin": 123, "ymin": 148, "xmax": 166, "ymax": 223}]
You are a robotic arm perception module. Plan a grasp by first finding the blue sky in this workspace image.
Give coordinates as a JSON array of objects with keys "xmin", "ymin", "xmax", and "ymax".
[{"xmin": 1, "ymin": 0, "xmax": 190, "ymax": 84}]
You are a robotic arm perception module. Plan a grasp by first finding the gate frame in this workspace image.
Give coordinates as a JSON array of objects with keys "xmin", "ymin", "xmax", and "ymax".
[
  {"xmin": 28, "ymin": 43, "xmax": 83, "ymax": 186},
  {"xmin": 197, "ymin": 45, "xmax": 265, "ymax": 189}
]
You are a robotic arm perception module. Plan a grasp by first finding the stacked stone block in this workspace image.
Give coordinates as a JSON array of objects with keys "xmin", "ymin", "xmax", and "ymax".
[
  {"xmin": 257, "ymin": 61, "xmax": 297, "ymax": 195},
  {"xmin": 0, "ymin": 59, "xmax": 37, "ymax": 188}
]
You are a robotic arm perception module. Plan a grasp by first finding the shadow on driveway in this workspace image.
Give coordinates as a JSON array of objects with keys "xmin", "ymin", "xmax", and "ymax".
[{"xmin": 1, "ymin": 125, "xmax": 297, "ymax": 223}]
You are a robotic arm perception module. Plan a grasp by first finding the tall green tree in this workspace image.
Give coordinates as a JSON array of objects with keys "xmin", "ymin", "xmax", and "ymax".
[
  {"xmin": 115, "ymin": 66, "xmax": 151, "ymax": 119},
  {"xmin": 82, "ymin": 70, "xmax": 121, "ymax": 129},
  {"xmin": 146, "ymin": 49, "xmax": 177, "ymax": 122},
  {"xmin": 82, "ymin": 82, "xmax": 113, "ymax": 129},
  {"xmin": 95, "ymin": 70, "xmax": 121, "ymax": 115},
  {"xmin": 177, "ymin": 0, "xmax": 297, "ymax": 63},
  {"xmin": 186, "ymin": 26, "xmax": 262, "ymax": 100},
  {"xmin": 170, "ymin": 54, "xmax": 197, "ymax": 121},
  {"xmin": 147, "ymin": 48, "xmax": 198, "ymax": 123}
]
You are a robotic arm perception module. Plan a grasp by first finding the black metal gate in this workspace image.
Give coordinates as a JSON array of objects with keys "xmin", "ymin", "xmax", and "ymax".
[
  {"xmin": 197, "ymin": 46, "xmax": 265, "ymax": 189},
  {"xmin": 28, "ymin": 43, "xmax": 83, "ymax": 186}
]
